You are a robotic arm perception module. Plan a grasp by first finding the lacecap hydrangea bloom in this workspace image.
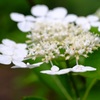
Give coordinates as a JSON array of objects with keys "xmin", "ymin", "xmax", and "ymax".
[{"xmin": 0, "ymin": 4, "xmax": 100, "ymax": 75}]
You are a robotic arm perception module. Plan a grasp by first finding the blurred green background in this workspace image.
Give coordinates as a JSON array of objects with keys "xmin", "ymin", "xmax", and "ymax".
[{"xmin": 0, "ymin": 0, "xmax": 100, "ymax": 100}]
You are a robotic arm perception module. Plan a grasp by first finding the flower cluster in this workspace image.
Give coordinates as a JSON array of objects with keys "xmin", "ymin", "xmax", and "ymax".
[
  {"xmin": 27, "ymin": 22, "xmax": 99, "ymax": 74},
  {"xmin": 27, "ymin": 22, "xmax": 100, "ymax": 62},
  {"xmin": 0, "ymin": 5, "xmax": 100, "ymax": 75}
]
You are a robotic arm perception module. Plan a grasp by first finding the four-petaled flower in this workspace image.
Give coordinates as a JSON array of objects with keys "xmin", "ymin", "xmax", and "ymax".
[
  {"xmin": 0, "ymin": 39, "xmax": 28, "ymax": 67},
  {"xmin": 41, "ymin": 65, "xmax": 71, "ymax": 75},
  {"xmin": 10, "ymin": 13, "xmax": 35, "ymax": 32},
  {"xmin": 71, "ymin": 64, "xmax": 96, "ymax": 72}
]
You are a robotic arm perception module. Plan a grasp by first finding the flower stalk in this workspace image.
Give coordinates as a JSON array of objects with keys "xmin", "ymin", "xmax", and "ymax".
[
  {"xmin": 66, "ymin": 60, "xmax": 80, "ymax": 100},
  {"xmin": 82, "ymin": 79, "xmax": 97, "ymax": 100}
]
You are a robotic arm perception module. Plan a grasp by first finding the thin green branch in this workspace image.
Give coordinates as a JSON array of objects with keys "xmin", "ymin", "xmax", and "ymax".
[
  {"xmin": 52, "ymin": 76, "xmax": 73, "ymax": 100},
  {"xmin": 66, "ymin": 60, "xmax": 80, "ymax": 100},
  {"xmin": 69, "ymin": 73, "xmax": 80, "ymax": 100},
  {"xmin": 82, "ymin": 79, "xmax": 97, "ymax": 100}
]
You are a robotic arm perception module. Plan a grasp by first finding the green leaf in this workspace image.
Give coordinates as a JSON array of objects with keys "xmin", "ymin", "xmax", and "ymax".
[
  {"xmin": 90, "ymin": 27, "xmax": 100, "ymax": 35},
  {"xmin": 79, "ymin": 48, "xmax": 100, "ymax": 79}
]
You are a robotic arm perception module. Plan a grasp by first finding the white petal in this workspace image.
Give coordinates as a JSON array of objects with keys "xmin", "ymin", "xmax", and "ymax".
[
  {"xmin": 41, "ymin": 68, "xmax": 71, "ymax": 75},
  {"xmin": 81, "ymin": 23, "xmax": 91, "ymax": 30},
  {"xmin": 76, "ymin": 17, "xmax": 88, "ymax": 25},
  {"xmin": 35, "ymin": 17, "xmax": 45, "ymax": 22},
  {"xmin": 90, "ymin": 22, "xmax": 100, "ymax": 27},
  {"xmin": 51, "ymin": 65, "xmax": 59, "ymax": 72},
  {"xmin": 25, "ymin": 15, "xmax": 35, "ymax": 21},
  {"xmin": 27, "ymin": 62, "xmax": 43, "ymax": 68},
  {"xmin": 0, "ymin": 44, "xmax": 5, "ymax": 53},
  {"xmin": 17, "ymin": 21, "xmax": 34, "ymax": 32},
  {"xmin": 40, "ymin": 70, "xmax": 55, "ymax": 75},
  {"xmin": 16, "ymin": 43, "xmax": 27, "ymax": 49},
  {"xmin": 31, "ymin": 5, "xmax": 48, "ymax": 17},
  {"xmin": 41, "ymin": 70, "xmax": 60, "ymax": 75},
  {"xmin": 13, "ymin": 49, "xmax": 27, "ymax": 61},
  {"xmin": 87, "ymin": 15, "xmax": 99, "ymax": 22},
  {"xmin": 13, "ymin": 60, "xmax": 27, "ymax": 68},
  {"xmin": 0, "ymin": 44, "xmax": 4, "ymax": 51},
  {"xmin": 57, "ymin": 68, "xmax": 71, "ymax": 74},
  {"xmin": 0, "ymin": 55, "xmax": 11, "ymax": 64},
  {"xmin": 71, "ymin": 65, "xmax": 87, "ymax": 72},
  {"xmin": 84, "ymin": 66, "xmax": 96, "ymax": 71},
  {"xmin": 11, "ymin": 66, "xmax": 25, "ymax": 68},
  {"xmin": 46, "ymin": 10, "xmax": 53, "ymax": 17},
  {"xmin": 64, "ymin": 14, "xmax": 78, "ymax": 23},
  {"xmin": 11, "ymin": 65, "xmax": 27, "ymax": 68},
  {"xmin": 10, "ymin": 13, "xmax": 25, "ymax": 22},
  {"xmin": 2, "ymin": 39, "xmax": 16, "ymax": 47},
  {"xmin": 0, "ymin": 45, "xmax": 14, "ymax": 55},
  {"xmin": 15, "ymin": 49, "xmax": 27, "ymax": 57},
  {"xmin": 47, "ymin": 7, "xmax": 67, "ymax": 19}
]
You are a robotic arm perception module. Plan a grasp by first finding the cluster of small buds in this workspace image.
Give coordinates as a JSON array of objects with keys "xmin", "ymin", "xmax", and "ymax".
[{"xmin": 27, "ymin": 22, "xmax": 100, "ymax": 63}]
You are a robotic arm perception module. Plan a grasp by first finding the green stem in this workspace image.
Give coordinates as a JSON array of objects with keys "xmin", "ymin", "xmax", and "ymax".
[
  {"xmin": 69, "ymin": 73, "xmax": 80, "ymax": 100},
  {"xmin": 82, "ymin": 79, "xmax": 97, "ymax": 100},
  {"xmin": 52, "ymin": 76, "xmax": 73, "ymax": 100},
  {"xmin": 66, "ymin": 60, "xmax": 80, "ymax": 100}
]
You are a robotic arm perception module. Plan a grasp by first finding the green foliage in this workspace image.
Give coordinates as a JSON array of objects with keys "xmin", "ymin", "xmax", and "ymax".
[
  {"xmin": 79, "ymin": 49, "xmax": 100, "ymax": 79},
  {"xmin": 90, "ymin": 27, "xmax": 100, "ymax": 35}
]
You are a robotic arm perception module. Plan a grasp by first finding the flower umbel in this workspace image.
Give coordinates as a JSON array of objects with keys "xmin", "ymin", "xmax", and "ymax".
[{"xmin": 0, "ymin": 4, "xmax": 100, "ymax": 74}]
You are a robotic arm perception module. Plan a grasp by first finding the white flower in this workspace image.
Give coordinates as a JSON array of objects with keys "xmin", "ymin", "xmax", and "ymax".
[
  {"xmin": 0, "ymin": 39, "xmax": 28, "ymax": 67},
  {"xmin": 11, "ymin": 62, "xmax": 43, "ymax": 68},
  {"xmin": 41, "ymin": 65, "xmax": 71, "ymax": 75},
  {"xmin": 31, "ymin": 5, "xmax": 49, "ymax": 17},
  {"xmin": 10, "ymin": 13, "xmax": 35, "ymax": 32},
  {"xmin": 71, "ymin": 64, "xmax": 96, "ymax": 72}
]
